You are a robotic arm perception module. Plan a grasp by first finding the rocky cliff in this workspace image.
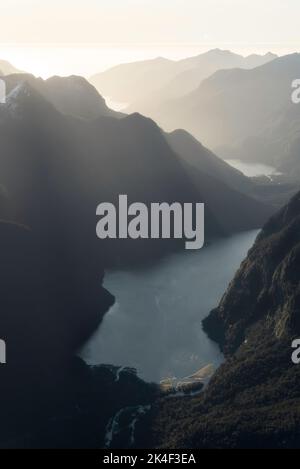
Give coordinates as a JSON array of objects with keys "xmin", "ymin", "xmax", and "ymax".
[{"xmin": 147, "ymin": 191, "xmax": 300, "ymax": 449}]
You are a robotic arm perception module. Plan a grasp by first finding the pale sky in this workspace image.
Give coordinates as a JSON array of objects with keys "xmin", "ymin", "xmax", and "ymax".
[{"xmin": 0, "ymin": 0, "xmax": 300, "ymax": 77}]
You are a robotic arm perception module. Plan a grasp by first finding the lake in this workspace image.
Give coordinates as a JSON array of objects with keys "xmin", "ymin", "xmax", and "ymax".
[{"xmin": 81, "ymin": 230, "xmax": 259, "ymax": 383}]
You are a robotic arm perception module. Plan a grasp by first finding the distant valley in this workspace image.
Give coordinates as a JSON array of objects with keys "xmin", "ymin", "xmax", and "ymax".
[{"xmin": 90, "ymin": 51, "xmax": 300, "ymax": 182}]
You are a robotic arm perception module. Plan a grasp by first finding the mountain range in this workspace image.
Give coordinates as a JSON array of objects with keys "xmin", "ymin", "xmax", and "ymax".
[
  {"xmin": 131, "ymin": 53, "xmax": 300, "ymax": 177},
  {"xmin": 0, "ymin": 74, "xmax": 274, "ymax": 267},
  {"xmin": 90, "ymin": 49, "xmax": 276, "ymax": 104},
  {"xmin": 0, "ymin": 57, "xmax": 299, "ymax": 448}
]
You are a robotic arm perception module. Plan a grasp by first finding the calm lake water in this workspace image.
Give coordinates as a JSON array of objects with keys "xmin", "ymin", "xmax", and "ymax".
[{"xmin": 81, "ymin": 230, "xmax": 259, "ymax": 383}]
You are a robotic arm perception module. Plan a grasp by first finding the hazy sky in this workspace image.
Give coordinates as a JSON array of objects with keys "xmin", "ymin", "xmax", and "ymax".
[{"xmin": 0, "ymin": 0, "xmax": 299, "ymax": 77}]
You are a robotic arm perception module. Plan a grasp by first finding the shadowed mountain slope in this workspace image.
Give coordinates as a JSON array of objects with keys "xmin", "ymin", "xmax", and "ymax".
[
  {"xmin": 146, "ymin": 191, "xmax": 300, "ymax": 449},
  {"xmin": 0, "ymin": 77, "xmax": 273, "ymax": 266}
]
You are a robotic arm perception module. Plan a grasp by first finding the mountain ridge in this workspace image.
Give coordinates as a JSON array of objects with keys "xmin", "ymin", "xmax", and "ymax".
[
  {"xmin": 141, "ymin": 53, "xmax": 300, "ymax": 177},
  {"xmin": 2, "ymin": 73, "xmax": 121, "ymax": 120},
  {"xmin": 146, "ymin": 190, "xmax": 300, "ymax": 449},
  {"xmin": 90, "ymin": 49, "xmax": 277, "ymax": 105},
  {"xmin": 0, "ymin": 75, "xmax": 274, "ymax": 268}
]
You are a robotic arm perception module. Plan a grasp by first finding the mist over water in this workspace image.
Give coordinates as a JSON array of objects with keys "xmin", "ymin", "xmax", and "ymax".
[{"xmin": 81, "ymin": 230, "xmax": 259, "ymax": 383}]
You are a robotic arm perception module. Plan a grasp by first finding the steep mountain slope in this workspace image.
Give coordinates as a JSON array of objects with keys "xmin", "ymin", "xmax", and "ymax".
[
  {"xmin": 2, "ymin": 74, "xmax": 121, "ymax": 120},
  {"xmin": 90, "ymin": 49, "xmax": 276, "ymax": 105},
  {"xmin": 0, "ymin": 72, "xmax": 294, "ymax": 449},
  {"xmin": 204, "ymin": 190, "xmax": 300, "ymax": 352},
  {"xmin": 166, "ymin": 129, "xmax": 298, "ymax": 208},
  {"xmin": 147, "ymin": 54, "xmax": 300, "ymax": 175},
  {"xmin": 0, "ymin": 78, "xmax": 273, "ymax": 266},
  {"xmin": 0, "ymin": 79, "xmax": 164, "ymax": 448},
  {"xmin": 166, "ymin": 129, "xmax": 254, "ymax": 195},
  {"xmin": 0, "ymin": 213, "xmax": 159, "ymax": 449},
  {"xmin": 147, "ymin": 191, "xmax": 300, "ymax": 449},
  {"xmin": 39, "ymin": 75, "xmax": 122, "ymax": 119},
  {"xmin": 90, "ymin": 57, "xmax": 177, "ymax": 103},
  {"xmin": 4, "ymin": 74, "xmax": 293, "ymax": 206}
]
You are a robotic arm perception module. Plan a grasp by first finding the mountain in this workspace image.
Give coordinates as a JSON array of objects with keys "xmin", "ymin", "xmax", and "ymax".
[
  {"xmin": 145, "ymin": 53, "xmax": 300, "ymax": 176},
  {"xmin": 166, "ymin": 129, "xmax": 254, "ymax": 195},
  {"xmin": 0, "ymin": 73, "xmax": 293, "ymax": 449},
  {"xmin": 0, "ymin": 59, "xmax": 22, "ymax": 75},
  {"xmin": 167, "ymin": 52, "xmax": 276, "ymax": 100},
  {"xmin": 165, "ymin": 51, "xmax": 277, "ymax": 99},
  {"xmin": 90, "ymin": 49, "xmax": 276, "ymax": 106},
  {"xmin": 3, "ymin": 74, "xmax": 121, "ymax": 120},
  {"xmin": 0, "ymin": 217, "xmax": 159, "ymax": 449},
  {"xmin": 166, "ymin": 129, "xmax": 299, "ymax": 208},
  {"xmin": 0, "ymin": 184, "xmax": 116, "ymax": 445},
  {"xmin": 0, "ymin": 76, "xmax": 274, "ymax": 267},
  {"xmin": 126, "ymin": 51, "xmax": 277, "ymax": 114},
  {"xmin": 90, "ymin": 56, "xmax": 176, "ymax": 103},
  {"xmin": 147, "ymin": 191, "xmax": 300, "ymax": 449}
]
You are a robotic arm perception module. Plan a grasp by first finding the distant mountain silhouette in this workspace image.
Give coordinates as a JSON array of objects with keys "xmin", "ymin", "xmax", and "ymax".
[
  {"xmin": 90, "ymin": 49, "xmax": 276, "ymax": 106},
  {"xmin": 90, "ymin": 56, "xmax": 181, "ymax": 103},
  {"xmin": 126, "ymin": 51, "xmax": 277, "ymax": 114},
  {"xmin": 145, "ymin": 53, "xmax": 300, "ymax": 177},
  {"xmin": 164, "ymin": 52, "xmax": 276, "ymax": 99},
  {"xmin": 0, "ymin": 212, "xmax": 158, "ymax": 449},
  {"xmin": 0, "ymin": 197, "xmax": 114, "ymax": 446}
]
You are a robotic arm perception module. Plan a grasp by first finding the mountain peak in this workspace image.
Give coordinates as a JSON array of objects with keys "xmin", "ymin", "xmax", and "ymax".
[
  {"xmin": 2, "ymin": 74, "xmax": 120, "ymax": 121},
  {"xmin": 5, "ymin": 80, "xmax": 56, "ymax": 120},
  {"xmin": 0, "ymin": 59, "xmax": 22, "ymax": 75},
  {"xmin": 265, "ymin": 51, "xmax": 277, "ymax": 58},
  {"xmin": 208, "ymin": 48, "xmax": 235, "ymax": 55},
  {"xmin": 43, "ymin": 74, "xmax": 119, "ymax": 119}
]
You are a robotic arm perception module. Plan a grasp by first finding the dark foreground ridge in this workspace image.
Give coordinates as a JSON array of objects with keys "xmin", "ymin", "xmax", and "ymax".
[
  {"xmin": 146, "ymin": 191, "xmax": 300, "ymax": 449},
  {"xmin": 0, "ymin": 216, "xmax": 158, "ymax": 448}
]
